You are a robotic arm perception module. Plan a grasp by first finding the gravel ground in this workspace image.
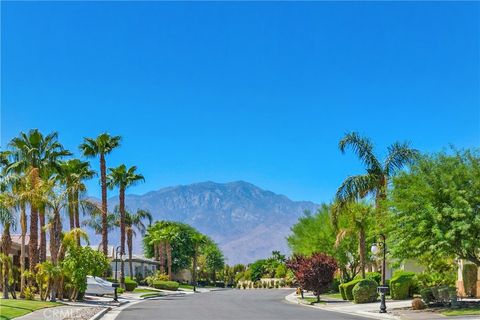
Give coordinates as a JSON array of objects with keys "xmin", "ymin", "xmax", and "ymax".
[{"xmin": 64, "ymin": 306, "xmax": 104, "ymax": 320}]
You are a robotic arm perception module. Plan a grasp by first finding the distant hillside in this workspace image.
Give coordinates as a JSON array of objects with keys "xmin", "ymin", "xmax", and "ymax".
[{"xmin": 97, "ymin": 181, "xmax": 318, "ymax": 264}]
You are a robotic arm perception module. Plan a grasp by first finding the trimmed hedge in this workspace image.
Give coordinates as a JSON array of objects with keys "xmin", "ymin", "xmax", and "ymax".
[
  {"xmin": 462, "ymin": 264, "xmax": 478, "ymax": 297},
  {"xmin": 152, "ymin": 280, "xmax": 179, "ymax": 291},
  {"xmin": 125, "ymin": 277, "xmax": 138, "ymax": 291},
  {"xmin": 355, "ymin": 272, "xmax": 381, "ymax": 285},
  {"xmin": 390, "ymin": 272, "xmax": 416, "ymax": 300},
  {"xmin": 341, "ymin": 279, "xmax": 363, "ymax": 301},
  {"xmin": 352, "ymin": 279, "xmax": 378, "ymax": 303}
]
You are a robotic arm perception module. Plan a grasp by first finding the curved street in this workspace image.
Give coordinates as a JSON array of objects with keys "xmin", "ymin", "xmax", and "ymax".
[{"xmin": 115, "ymin": 289, "xmax": 370, "ymax": 320}]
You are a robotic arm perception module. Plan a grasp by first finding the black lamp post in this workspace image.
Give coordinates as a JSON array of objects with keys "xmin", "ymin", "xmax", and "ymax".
[
  {"xmin": 372, "ymin": 234, "xmax": 388, "ymax": 313},
  {"xmin": 113, "ymin": 246, "xmax": 121, "ymax": 302}
]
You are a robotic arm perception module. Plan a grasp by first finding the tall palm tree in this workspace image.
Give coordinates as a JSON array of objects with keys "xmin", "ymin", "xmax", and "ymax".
[
  {"xmin": 0, "ymin": 180, "xmax": 17, "ymax": 299},
  {"xmin": 335, "ymin": 132, "xmax": 418, "ymax": 282},
  {"xmin": 107, "ymin": 165, "xmax": 144, "ymax": 288},
  {"xmin": 80, "ymin": 133, "xmax": 121, "ymax": 256},
  {"xmin": 332, "ymin": 202, "xmax": 373, "ymax": 279},
  {"xmin": 8, "ymin": 129, "xmax": 70, "ymax": 272},
  {"xmin": 121, "ymin": 208, "xmax": 152, "ymax": 279},
  {"xmin": 58, "ymin": 159, "xmax": 95, "ymax": 245},
  {"xmin": 81, "ymin": 200, "xmax": 117, "ymax": 238}
]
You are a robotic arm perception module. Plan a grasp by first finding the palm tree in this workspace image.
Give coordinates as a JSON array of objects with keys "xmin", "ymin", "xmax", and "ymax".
[
  {"xmin": 158, "ymin": 225, "xmax": 179, "ymax": 280},
  {"xmin": 81, "ymin": 200, "xmax": 117, "ymax": 237},
  {"xmin": 80, "ymin": 133, "xmax": 121, "ymax": 256},
  {"xmin": 335, "ymin": 132, "xmax": 418, "ymax": 282},
  {"xmin": 107, "ymin": 165, "xmax": 144, "ymax": 288},
  {"xmin": 122, "ymin": 208, "xmax": 152, "ymax": 279},
  {"xmin": 332, "ymin": 202, "xmax": 373, "ymax": 279},
  {"xmin": 0, "ymin": 188, "xmax": 16, "ymax": 299},
  {"xmin": 8, "ymin": 129, "xmax": 70, "ymax": 270},
  {"xmin": 58, "ymin": 159, "xmax": 95, "ymax": 245}
]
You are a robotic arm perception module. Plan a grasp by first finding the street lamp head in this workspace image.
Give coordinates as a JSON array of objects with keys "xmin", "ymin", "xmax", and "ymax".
[{"xmin": 371, "ymin": 244, "xmax": 379, "ymax": 254}]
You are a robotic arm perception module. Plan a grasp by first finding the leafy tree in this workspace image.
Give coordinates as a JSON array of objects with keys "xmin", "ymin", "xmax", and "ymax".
[
  {"xmin": 107, "ymin": 164, "xmax": 144, "ymax": 287},
  {"xmin": 249, "ymin": 259, "xmax": 266, "ymax": 282},
  {"xmin": 287, "ymin": 253, "xmax": 337, "ymax": 302},
  {"xmin": 287, "ymin": 205, "xmax": 360, "ymax": 282},
  {"xmin": 390, "ymin": 149, "xmax": 480, "ymax": 267},
  {"xmin": 203, "ymin": 242, "xmax": 225, "ymax": 282},
  {"xmin": 80, "ymin": 133, "xmax": 121, "ymax": 256}
]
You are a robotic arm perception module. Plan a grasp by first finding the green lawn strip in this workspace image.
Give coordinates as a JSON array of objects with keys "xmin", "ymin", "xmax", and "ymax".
[
  {"xmin": 133, "ymin": 288, "xmax": 161, "ymax": 293},
  {"xmin": 322, "ymin": 293, "xmax": 343, "ymax": 300},
  {"xmin": 302, "ymin": 297, "xmax": 326, "ymax": 305},
  {"xmin": 441, "ymin": 307, "xmax": 480, "ymax": 316},
  {"xmin": 178, "ymin": 284, "xmax": 194, "ymax": 290},
  {"xmin": 0, "ymin": 298, "xmax": 62, "ymax": 320},
  {"xmin": 140, "ymin": 293, "xmax": 164, "ymax": 299}
]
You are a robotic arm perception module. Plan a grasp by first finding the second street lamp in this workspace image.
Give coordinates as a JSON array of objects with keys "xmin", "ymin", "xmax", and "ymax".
[{"xmin": 371, "ymin": 234, "xmax": 388, "ymax": 314}]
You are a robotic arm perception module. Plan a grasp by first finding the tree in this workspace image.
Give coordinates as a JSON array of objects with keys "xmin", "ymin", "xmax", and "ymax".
[
  {"xmin": 0, "ymin": 188, "xmax": 16, "ymax": 299},
  {"xmin": 81, "ymin": 200, "xmax": 117, "ymax": 237},
  {"xmin": 287, "ymin": 253, "xmax": 337, "ymax": 302},
  {"xmin": 390, "ymin": 149, "xmax": 480, "ymax": 267},
  {"xmin": 8, "ymin": 129, "xmax": 70, "ymax": 270},
  {"xmin": 144, "ymin": 221, "xmax": 194, "ymax": 273},
  {"xmin": 191, "ymin": 233, "xmax": 207, "ymax": 288},
  {"xmin": 107, "ymin": 164, "xmax": 144, "ymax": 287},
  {"xmin": 80, "ymin": 133, "xmax": 121, "ymax": 256},
  {"xmin": 58, "ymin": 159, "xmax": 95, "ymax": 245},
  {"xmin": 203, "ymin": 242, "xmax": 225, "ymax": 283},
  {"xmin": 124, "ymin": 208, "xmax": 152, "ymax": 279},
  {"xmin": 336, "ymin": 132, "xmax": 418, "ymax": 282},
  {"xmin": 287, "ymin": 206, "xmax": 360, "ymax": 282},
  {"xmin": 331, "ymin": 202, "xmax": 374, "ymax": 279}
]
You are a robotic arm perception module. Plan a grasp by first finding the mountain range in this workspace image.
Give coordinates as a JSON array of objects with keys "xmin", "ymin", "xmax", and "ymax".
[{"xmin": 98, "ymin": 181, "xmax": 319, "ymax": 265}]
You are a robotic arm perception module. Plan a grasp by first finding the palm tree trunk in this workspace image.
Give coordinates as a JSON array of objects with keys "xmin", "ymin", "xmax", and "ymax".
[
  {"xmin": 358, "ymin": 227, "xmax": 366, "ymax": 279},
  {"xmin": 74, "ymin": 190, "xmax": 80, "ymax": 246},
  {"xmin": 39, "ymin": 205, "xmax": 47, "ymax": 262},
  {"xmin": 68, "ymin": 191, "xmax": 74, "ymax": 230},
  {"xmin": 100, "ymin": 153, "xmax": 108, "ymax": 257},
  {"xmin": 20, "ymin": 202, "xmax": 27, "ymax": 298},
  {"xmin": 159, "ymin": 242, "xmax": 165, "ymax": 274},
  {"xmin": 119, "ymin": 186, "xmax": 126, "ymax": 289},
  {"xmin": 29, "ymin": 205, "xmax": 39, "ymax": 275},
  {"xmin": 192, "ymin": 245, "xmax": 198, "ymax": 286},
  {"xmin": 2, "ymin": 223, "xmax": 12, "ymax": 299},
  {"xmin": 166, "ymin": 241, "xmax": 172, "ymax": 280},
  {"xmin": 128, "ymin": 231, "xmax": 133, "ymax": 280},
  {"xmin": 154, "ymin": 243, "xmax": 159, "ymax": 261}
]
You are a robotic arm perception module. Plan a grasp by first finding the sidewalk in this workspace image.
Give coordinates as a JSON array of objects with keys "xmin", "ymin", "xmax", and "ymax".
[
  {"xmin": 285, "ymin": 291, "xmax": 409, "ymax": 320},
  {"xmin": 285, "ymin": 292, "xmax": 480, "ymax": 320}
]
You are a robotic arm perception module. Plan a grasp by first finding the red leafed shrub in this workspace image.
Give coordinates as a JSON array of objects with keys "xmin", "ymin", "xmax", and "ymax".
[{"xmin": 287, "ymin": 253, "xmax": 338, "ymax": 302}]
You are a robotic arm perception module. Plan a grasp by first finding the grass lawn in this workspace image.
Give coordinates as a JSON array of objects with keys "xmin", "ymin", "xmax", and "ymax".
[
  {"xmin": 302, "ymin": 297, "xmax": 326, "ymax": 305},
  {"xmin": 133, "ymin": 288, "xmax": 161, "ymax": 293},
  {"xmin": 322, "ymin": 293, "xmax": 343, "ymax": 300},
  {"xmin": 442, "ymin": 307, "xmax": 480, "ymax": 316},
  {"xmin": 179, "ymin": 284, "xmax": 194, "ymax": 290},
  {"xmin": 0, "ymin": 298, "xmax": 62, "ymax": 320},
  {"xmin": 140, "ymin": 293, "xmax": 164, "ymax": 299}
]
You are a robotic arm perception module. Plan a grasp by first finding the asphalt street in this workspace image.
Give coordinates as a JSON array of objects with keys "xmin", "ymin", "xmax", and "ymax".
[{"xmin": 115, "ymin": 289, "xmax": 371, "ymax": 320}]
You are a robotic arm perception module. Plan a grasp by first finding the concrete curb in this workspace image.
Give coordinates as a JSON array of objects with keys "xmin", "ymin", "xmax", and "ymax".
[
  {"xmin": 284, "ymin": 291, "xmax": 400, "ymax": 320},
  {"xmin": 88, "ymin": 307, "xmax": 111, "ymax": 320}
]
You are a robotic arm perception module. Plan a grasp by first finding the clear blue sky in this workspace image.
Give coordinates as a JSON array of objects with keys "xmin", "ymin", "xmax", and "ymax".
[{"xmin": 1, "ymin": 2, "xmax": 479, "ymax": 203}]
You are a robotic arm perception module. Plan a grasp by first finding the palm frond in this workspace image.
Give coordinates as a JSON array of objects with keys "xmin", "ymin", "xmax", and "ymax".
[
  {"xmin": 335, "ymin": 174, "xmax": 377, "ymax": 204},
  {"xmin": 384, "ymin": 142, "xmax": 419, "ymax": 176},
  {"xmin": 339, "ymin": 132, "xmax": 382, "ymax": 171}
]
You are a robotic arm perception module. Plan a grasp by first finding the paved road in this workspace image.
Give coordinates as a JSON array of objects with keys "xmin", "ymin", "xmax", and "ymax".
[{"xmin": 115, "ymin": 289, "xmax": 370, "ymax": 320}]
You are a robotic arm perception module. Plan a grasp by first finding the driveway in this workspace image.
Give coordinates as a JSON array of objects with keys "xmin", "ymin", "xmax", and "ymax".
[{"xmin": 114, "ymin": 289, "xmax": 370, "ymax": 320}]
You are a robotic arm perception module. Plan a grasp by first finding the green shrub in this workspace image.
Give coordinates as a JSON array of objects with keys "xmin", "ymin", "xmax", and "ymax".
[
  {"xmin": 339, "ymin": 284, "xmax": 347, "ymax": 300},
  {"xmin": 117, "ymin": 287, "xmax": 125, "ymax": 294},
  {"xmin": 275, "ymin": 264, "xmax": 287, "ymax": 278},
  {"xmin": 390, "ymin": 272, "xmax": 416, "ymax": 300},
  {"xmin": 352, "ymin": 279, "xmax": 378, "ymax": 303},
  {"xmin": 355, "ymin": 272, "xmax": 381, "ymax": 285},
  {"xmin": 420, "ymin": 288, "xmax": 435, "ymax": 304},
  {"xmin": 462, "ymin": 264, "xmax": 478, "ymax": 297},
  {"xmin": 343, "ymin": 279, "xmax": 363, "ymax": 301},
  {"xmin": 152, "ymin": 280, "xmax": 179, "ymax": 291},
  {"xmin": 330, "ymin": 277, "xmax": 341, "ymax": 293},
  {"xmin": 125, "ymin": 277, "xmax": 138, "ymax": 291}
]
